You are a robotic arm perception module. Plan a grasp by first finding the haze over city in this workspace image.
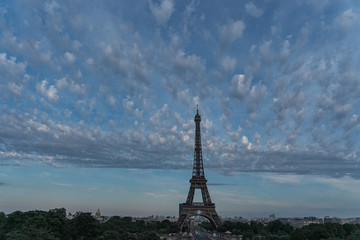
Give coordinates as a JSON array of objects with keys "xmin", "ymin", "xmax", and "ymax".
[{"xmin": 1, "ymin": 0, "xmax": 360, "ymax": 219}]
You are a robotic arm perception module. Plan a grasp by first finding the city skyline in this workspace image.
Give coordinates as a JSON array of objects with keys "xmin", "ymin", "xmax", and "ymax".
[{"xmin": 1, "ymin": 0, "xmax": 360, "ymax": 218}]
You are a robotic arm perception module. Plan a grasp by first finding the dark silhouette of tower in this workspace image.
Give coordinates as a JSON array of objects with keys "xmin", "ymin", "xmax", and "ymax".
[{"xmin": 177, "ymin": 107, "xmax": 221, "ymax": 231}]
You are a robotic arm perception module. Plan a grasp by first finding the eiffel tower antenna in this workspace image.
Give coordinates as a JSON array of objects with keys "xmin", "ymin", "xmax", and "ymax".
[{"xmin": 177, "ymin": 107, "xmax": 221, "ymax": 231}]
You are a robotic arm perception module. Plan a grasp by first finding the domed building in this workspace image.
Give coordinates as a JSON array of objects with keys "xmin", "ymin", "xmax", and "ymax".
[{"xmin": 95, "ymin": 209, "xmax": 101, "ymax": 219}]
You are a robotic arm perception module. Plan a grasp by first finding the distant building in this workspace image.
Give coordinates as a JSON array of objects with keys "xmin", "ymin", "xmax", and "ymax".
[
  {"xmin": 95, "ymin": 209, "xmax": 101, "ymax": 219},
  {"xmin": 324, "ymin": 216, "xmax": 345, "ymax": 224},
  {"xmin": 279, "ymin": 217, "xmax": 323, "ymax": 228},
  {"xmin": 94, "ymin": 209, "xmax": 109, "ymax": 222}
]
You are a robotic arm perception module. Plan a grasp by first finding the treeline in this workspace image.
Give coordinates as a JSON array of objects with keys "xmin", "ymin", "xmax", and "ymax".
[
  {"xmin": 0, "ymin": 208, "xmax": 177, "ymax": 240},
  {"xmin": 201, "ymin": 220, "xmax": 360, "ymax": 240},
  {"xmin": 2, "ymin": 209, "xmax": 360, "ymax": 240}
]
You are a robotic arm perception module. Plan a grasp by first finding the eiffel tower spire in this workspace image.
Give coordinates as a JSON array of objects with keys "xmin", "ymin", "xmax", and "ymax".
[{"xmin": 177, "ymin": 107, "xmax": 221, "ymax": 231}]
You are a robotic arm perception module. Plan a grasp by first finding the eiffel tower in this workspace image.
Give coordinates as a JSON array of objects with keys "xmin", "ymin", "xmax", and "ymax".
[{"xmin": 177, "ymin": 107, "xmax": 221, "ymax": 231}]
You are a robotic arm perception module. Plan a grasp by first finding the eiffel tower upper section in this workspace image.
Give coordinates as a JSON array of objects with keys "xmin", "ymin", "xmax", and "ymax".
[{"xmin": 184, "ymin": 106, "xmax": 213, "ymax": 206}]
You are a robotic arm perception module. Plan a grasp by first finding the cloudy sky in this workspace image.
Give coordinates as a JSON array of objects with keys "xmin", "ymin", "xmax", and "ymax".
[{"xmin": 1, "ymin": 0, "xmax": 360, "ymax": 218}]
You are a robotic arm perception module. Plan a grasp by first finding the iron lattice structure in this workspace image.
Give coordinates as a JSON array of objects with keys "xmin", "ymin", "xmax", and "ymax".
[{"xmin": 177, "ymin": 108, "xmax": 221, "ymax": 231}]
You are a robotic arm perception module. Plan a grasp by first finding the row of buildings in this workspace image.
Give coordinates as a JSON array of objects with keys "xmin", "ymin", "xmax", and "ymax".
[
  {"xmin": 68, "ymin": 210, "xmax": 360, "ymax": 229},
  {"xmin": 222, "ymin": 214, "xmax": 360, "ymax": 228}
]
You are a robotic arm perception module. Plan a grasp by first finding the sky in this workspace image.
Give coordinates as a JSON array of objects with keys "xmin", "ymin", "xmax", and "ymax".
[{"xmin": 1, "ymin": 0, "xmax": 360, "ymax": 218}]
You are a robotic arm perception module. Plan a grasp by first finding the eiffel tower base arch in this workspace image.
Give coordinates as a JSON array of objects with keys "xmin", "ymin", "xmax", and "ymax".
[{"xmin": 178, "ymin": 204, "xmax": 221, "ymax": 232}]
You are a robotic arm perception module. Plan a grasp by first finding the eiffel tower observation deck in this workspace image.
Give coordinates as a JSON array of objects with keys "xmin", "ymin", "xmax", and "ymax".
[{"xmin": 177, "ymin": 107, "xmax": 221, "ymax": 231}]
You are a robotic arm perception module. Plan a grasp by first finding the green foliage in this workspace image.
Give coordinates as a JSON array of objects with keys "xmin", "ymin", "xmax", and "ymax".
[
  {"xmin": 218, "ymin": 220, "xmax": 360, "ymax": 240},
  {"xmin": 347, "ymin": 229, "xmax": 360, "ymax": 240},
  {"xmin": 1, "ymin": 209, "xmax": 67, "ymax": 240},
  {"xmin": 343, "ymin": 223, "xmax": 359, "ymax": 237},
  {"xmin": 0, "ymin": 212, "xmax": 6, "ymax": 240},
  {"xmin": 218, "ymin": 220, "xmax": 251, "ymax": 233},
  {"xmin": 250, "ymin": 221, "xmax": 264, "ymax": 234},
  {"xmin": 299, "ymin": 223, "xmax": 346, "ymax": 240},
  {"xmin": 98, "ymin": 230, "xmax": 122, "ymax": 240},
  {"xmin": 0, "ymin": 209, "xmax": 167, "ymax": 240},
  {"xmin": 138, "ymin": 231, "xmax": 161, "ymax": 240},
  {"xmin": 6, "ymin": 226, "xmax": 61, "ymax": 240},
  {"xmin": 69, "ymin": 212, "xmax": 100, "ymax": 240},
  {"xmin": 290, "ymin": 228, "xmax": 306, "ymax": 240}
]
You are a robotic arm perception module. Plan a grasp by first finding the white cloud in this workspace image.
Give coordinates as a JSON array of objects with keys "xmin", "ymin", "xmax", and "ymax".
[
  {"xmin": 230, "ymin": 74, "xmax": 251, "ymax": 100},
  {"xmin": 242, "ymin": 135, "xmax": 249, "ymax": 145},
  {"xmin": 334, "ymin": 103, "xmax": 352, "ymax": 118},
  {"xmin": 0, "ymin": 52, "xmax": 27, "ymax": 82},
  {"xmin": 76, "ymin": 70, "xmax": 82, "ymax": 79},
  {"xmin": 333, "ymin": 9, "xmax": 358, "ymax": 38},
  {"xmin": 122, "ymin": 97, "xmax": 134, "ymax": 112},
  {"xmin": 247, "ymin": 82, "xmax": 267, "ymax": 119},
  {"xmin": 148, "ymin": 133, "xmax": 166, "ymax": 145},
  {"xmin": 228, "ymin": 126, "xmax": 242, "ymax": 142},
  {"xmin": 56, "ymin": 77, "xmax": 69, "ymax": 90},
  {"xmin": 219, "ymin": 114, "xmax": 242, "ymax": 142},
  {"xmin": 259, "ymin": 40, "xmax": 273, "ymax": 62},
  {"xmin": 173, "ymin": 50, "xmax": 205, "ymax": 73},
  {"xmin": 245, "ymin": 2, "xmax": 264, "ymax": 17},
  {"xmin": 69, "ymin": 81, "xmax": 86, "ymax": 96},
  {"xmin": 27, "ymin": 119, "xmax": 51, "ymax": 133},
  {"xmin": 72, "ymin": 40, "xmax": 82, "ymax": 50},
  {"xmin": 149, "ymin": 0, "xmax": 174, "ymax": 25},
  {"xmin": 184, "ymin": 0, "xmax": 196, "ymax": 18},
  {"xmin": 242, "ymin": 135, "xmax": 253, "ymax": 150},
  {"xmin": 43, "ymin": 1, "xmax": 60, "ymax": 15},
  {"xmin": 168, "ymin": 50, "xmax": 206, "ymax": 88},
  {"xmin": 316, "ymin": 176, "xmax": 360, "ymax": 195},
  {"xmin": 280, "ymin": 39, "xmax": 290, "ymax": 60},
  {"xmin": 39, "ymin": 52, "xmax": 51, "ymax": 62},
  {"xmin": 86, "ymin": 58, "xmax": 94, "ymax": 65},
  {"xmin": 220, "ymin": 56, "xmax": 237, "ymax": 73},
  {"xmin": 219, "ymin": 20, "xmax": 245, "ymax": 48},
  {"xmin": 56, "ymin": 77, "xmax": 86, "ymax": 96},
  {"xmin": 36, "ymin": 80, "xmax": 59, "ymax": 102},
  {"xmin": 8, "ymin": 82, "xmax": 23, "ymax": 95},
  {"xmin": 64, "ymin": 52, "xmax": 76, "ymax": 64},
  {"xmin": 253, "ymin": 133, "xmax": 261, "ymax": 144},
  {"xmin": 107, "ymin": 95, "xmax": 116, "ymax": 107},
  {"xmin": 262, "ymin": 174, "xmax": 302, "ymax": 185}
]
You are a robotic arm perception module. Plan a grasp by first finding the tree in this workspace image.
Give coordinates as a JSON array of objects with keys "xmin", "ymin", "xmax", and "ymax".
[
  {"xmin": 324, "ymin": 223, "xmax": 345, "ymax": 239},
  {"xmin": 249, "ymin": 221, "xmax": 264, "ymax": 235},
  {"xmin": 47, "ymin": 208, "xmax": 68, "ymax": 239},
  {"xmin": 290, "ymin": 228, "xmax": 306, "ymax": 240},
  {"xmin": 267, "ymin": 220, "xmax": 293, "ymax": 235},
  {"xmin": 98, "ymin": 230, "xmax": 122, "ymax": 240},
  {"xmin": 138, "ymin": 231, "xmax": 160, "ymax": 240},
  {"xmin": 70, "ymin": 212, "xmax": 100, "ymax": 240},
  {"xmin": 309, "ymin": 225, "xmax": 333, "ymax": 240},
  {"xmin": 3, "ymin": 211, "xmax": 23, "ymax": 233},
  {"xmin": 343, "ymin": 223, "xmax": 358, "ymax": 237},
  {"xmin": 5, "ymin": 226, "xmax": 60, "ymax": 240},
  {"xmin": 0, "ymin": 212, "xmax": 6, "ymax": 240},
  {"xmin": 347, "ymin": 229, "xmax": 360, "ymax": 240}
]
